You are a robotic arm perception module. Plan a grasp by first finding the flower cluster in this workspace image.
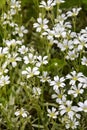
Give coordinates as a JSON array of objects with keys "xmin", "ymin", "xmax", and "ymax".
[
  {"xmin": 33, "ymin": 0, "xmax": 87, "ymax": 129},
  {"xmin": 0, "ymin": 0, "xmax": 87, "ymax": 130}
]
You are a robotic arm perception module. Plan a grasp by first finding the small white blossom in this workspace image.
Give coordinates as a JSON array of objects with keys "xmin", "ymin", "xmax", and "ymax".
[
  {"xmin": 10, "ymin": 0, "xmax": 21, "ymax": 11},
  {"xmin": 80, "ymin": 27, "xmax": 87, "ymax": 38},
  {"xmin": 33, "ymin": 17, "xmax": 49, "ymax": 32},
  {"xmin": 52, "ymin": 89, "xmax": 66, "ymax": 104},
  {"xmin": 0, "ymin": 47, "xmax": 9, "ymax": 57},
  {"xmin": 39, "ymin": 0, "xmax": 56, "ymax": 10},
  {"xmin": 36, "ymin": 56, "xmax": 48, "ymax": 67},
  {"xmin": 1, "ymin": 11, "xmax": 12, "ymax": 21},
  {"xmin": 23, "ymin": 53, "xmax": 36, "ymax": 64},
  {"xmin": 22, "ymin": 67, "xmax": 40, "ymax": 78},
  {"xmin": 0, "ymin": 63, "xmax": 8, "ymax": 76},
  {"xmin": 50, "ymin": 76, "xmax": 65, "ymax": 90},
  {"xmin": 54, "ymin": 0, "xmax": 65, "ymax": 4},
  {"xmin": 67, "ymin": 8, "xmax": 81, "ymax": 17},
  {"xmin": 18, "ymin": 45, "xmax": 28, "ymax": 54},
  {"xmin": 53, "ymin": 23, "xmax": 66, "ymax": 38},
  {"xmin": 59, "ymin": 100, "xmax": 78, "ymax": 119},
  {"xmin": 7, "ymin": 53, "xmax": 21, "ymax": 67},
  {"xmin": 55, "ymin": 13, "xmax": 67, "ymax": 23},
  {"xmin": 66, "ymin": 71, "xmax": 85, "ymax": 85},
  {"xmin": 47, "ymin": 107, "xmax": 58, "ymax": 119},
  {"xmin": 13, "ymin": 25, "xmax": 28, "ymax": 37},
  {"xmin": 0, "ymin": 75, "xmax": 10, "ymax": 87},
  {"xmin": 58, "ymin": 39, "xmax": 74, "ymax": 51},
  {"xmin": 65, "ymin": 49, "xmax": 79, "ymax": 60},
  {"xmin": 65, "ymin": 117, "xmax": 79, "ymax": 129},
  {"xmin": 4, "ymin": 39, "xmax": 22, "ymax": 47},
  {"xmin": 38, "ymin": 71, "xmax": 50, "ymax": 83},
  {"xmin": 78, "ymin": 100, "xmax": 87, "ymax": 112},
  {"xmin": 42, "ymin": 29, "xmax": 55, "ymax": 42},
  {"xmin": 68, "ymin": 83, "xmax": 84, "ymax": 97},
  {"xmin": 15, "ymin": 108, "xmax": 28, "ymax": 118},
  {"xmin": 81, "ymin": 56, "xmax": 87, "ymax": 66},
  {"xmin": 77, "ymin": 35, "xmax": 87, "ymax": 51}
]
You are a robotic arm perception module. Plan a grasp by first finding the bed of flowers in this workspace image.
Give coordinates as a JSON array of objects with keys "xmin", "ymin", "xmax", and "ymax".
[{"xmin": 0, "ymin": 0, "xmax": 87, "ymax": 129}]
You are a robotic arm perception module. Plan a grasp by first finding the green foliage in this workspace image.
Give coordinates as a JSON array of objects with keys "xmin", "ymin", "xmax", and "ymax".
[
  {"xmin": 82, "ymin": 0, "xmax": 87, "ymax": 10},
  {"xmin": 61, "ymin": 0, "xmax": 81, "ymax": 9},
  {"xmin": 47, "ymin": 58, "xmax": 66, "ymax": 76},
  {"xmin": 0, "ymin": 0, "xmax": 6, "ymax": 9},
  {"xmin": 61, "ymin": 0, "xmax": 87, "ymax": 9}
]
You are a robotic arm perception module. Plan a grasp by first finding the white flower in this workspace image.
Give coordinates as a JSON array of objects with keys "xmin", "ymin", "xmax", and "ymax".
[
  {"xmin": 36, "ymin": 56, "xmax": 48, "ymax": 67},
  {"xmin": 65, "ymin": 118, "xmax": 79, "ymax": 129},
  {"xmin": 1, "ymin": 11, "xmax": 12, "ymax": 21},
  {"xmin": 18, "ymin": 45, "xmax": 28, "ymax": 54},
  {"xmin": 59, "ymin": 100, "xmax": 78, "ymax": 119},
  {"xmin": 55, "ymin": 13, "xmax": 67, "ymax": 23},
  {"xmin": 0, "ymin": 47, "xmax": 9, "ymax": 57},
  {"xmin": 39, "ymin": 0, "xmax": 56, "ymax": 10},
  {"xmin": 33, "ymin": 17, "xmax": 49, "ymax": 32},
  {"xmin": 15, "ymin": 108, "xmax": 28, "ymax": 118},
  {"xmin": 42, "ymin": 29, "xmax": 55, "ymax": 42},
  {"xmin": 73, "ymin": 38, "xmax": 80, "ymax": 45},
  {"xmin": 53, "ymin": 22, "xmax": 71, "ymax": 40},
  {"xmin": 69, "ymin": 31, "xmax": 77, "ymax": 38},
  {"xmin": 10, "ymin": 0, "xmax": 21, "ymax": 11},
  {"xmin": 5, "ymin": 39, "xmax": 22, "ymax": 47},
  {"xmin": 47, "ymin": 30, "xmax": 55, "ymax": 41},
  {"xmin": 13, "ymin": 25, "xmax": 28, "ymax": 37},
  {"xmin": 68, "ymin": 83, "xmax": 84, "ymax": 97},
  {"xmin": 80, "ymin": 27, "xmax": 87, "ymax": 38},
  {"xmin": 66, "ymin": 71, "xmax": 85, "ymax": 85},
  {"xmin": 81, "ymin": 56, "xmax": 87, "ymax": 66},
  {"xmin": 52, "ymin": 89, "xmax": 66, "ymax": 104},
  {"xmin": 10, "ymin": 8, "xmax": 16, "ymax": 15},
  {"xmin": 53, "ymin": 23, "xmax": 66, "ymax": 38},
  {"xmin": 67, "ymin": 8, "xmax": 81, "ymax": 17},
  {"xmin": 0, "ymin": 75, "xmax": 10, "ymax": 87},
  {"xmin": 38, "ymin": 71, "xmax": 50, "ymax": 83},
  {"xmin": 65, "ymin": 49, "xmax": 79, "ymax": 60},
  {"xmin": 47, "ymin": 107, "xmax": 58, "ymax": 119},
  {"xmin": 49, "ymin": 76, "xmax": 65, "ymax": 90},
  {"xmin": 78, "ymin": 100, "xmax": 87, "ymax": 112},
  {"xmin": 79, "ymin": 76, "xmax": 87, "ymax": 88},
  {"xmin": 23, "ymin": 53, "xmax": 36, "ymax": 64},
  {"xmin": 22, "ymin": 67, "xmax": 40, "ymax": 78},
  {"xmin": 9, "ymin": 22, "xmax": 15, "ymax": 27},
  {"xmin": 0, "ymin": 63, "xmax": 8, "ymax": 76},
  {"xmin": 58, "ymin": 39, "xmax": 74, "ymax": 51},
  {"xmin": 7, "ymin": 53, "xmax": 21, "ymax": 67},
  {"xmin": 77, "ymin": 35, "xmax": 87, "ymax": 50},
  {"xmin": 54, "ymin": 0, "xmax": 65, "ymax": 4}
]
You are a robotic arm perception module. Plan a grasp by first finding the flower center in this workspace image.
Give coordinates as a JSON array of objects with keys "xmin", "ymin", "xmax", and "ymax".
[{"xmin": 72, "ymin": 76, "xmax": 77, "ymax": 81}]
